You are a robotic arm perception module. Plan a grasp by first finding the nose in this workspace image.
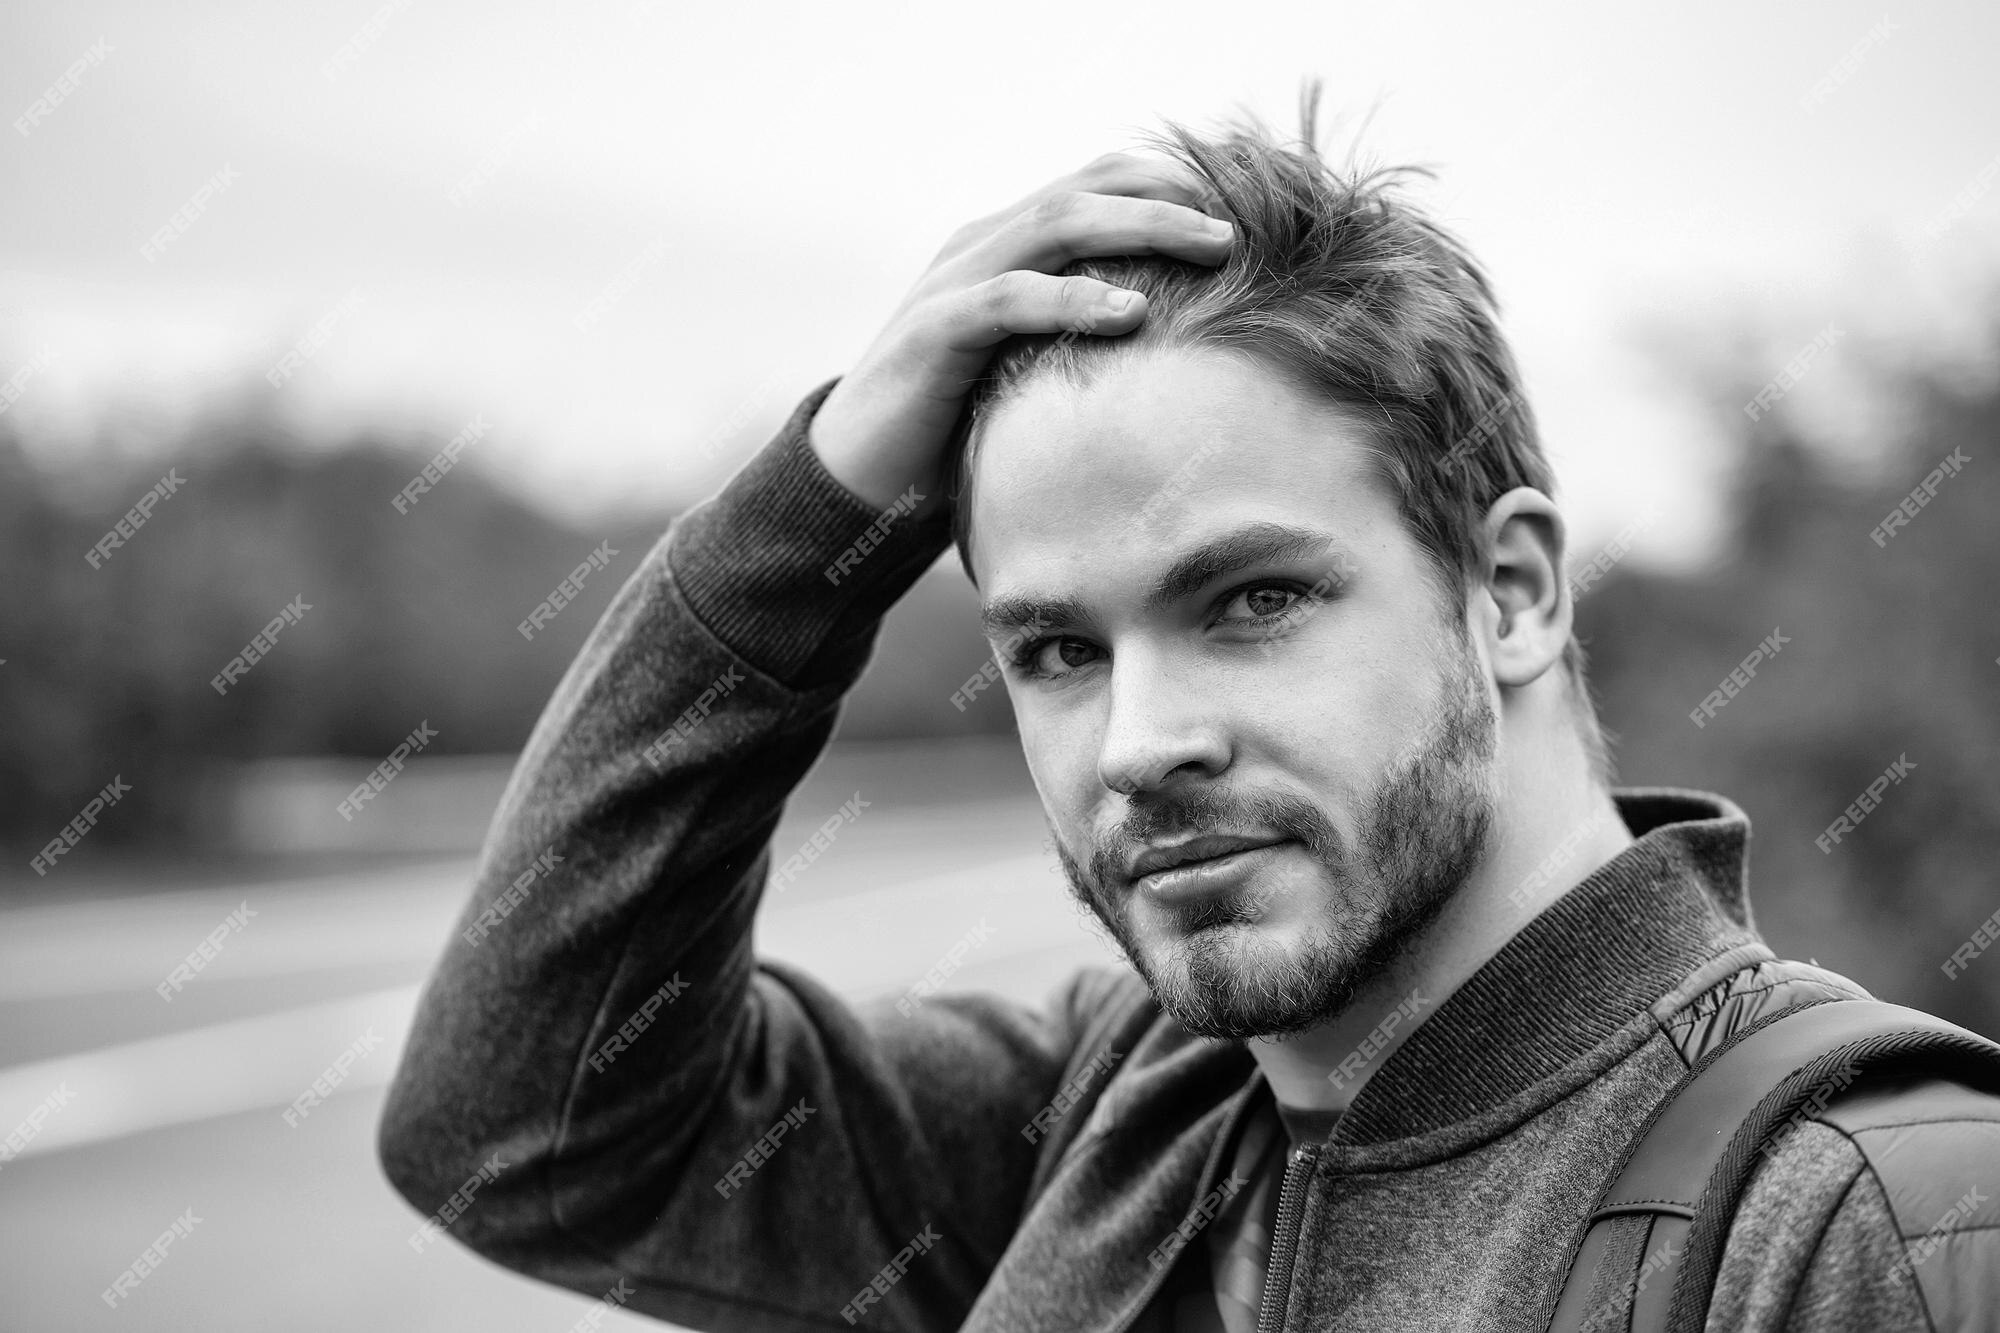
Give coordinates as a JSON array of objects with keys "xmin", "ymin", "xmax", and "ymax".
[{"xmin": 1095, "ymin": 645, "xmax": 1230, "ymax": 795}]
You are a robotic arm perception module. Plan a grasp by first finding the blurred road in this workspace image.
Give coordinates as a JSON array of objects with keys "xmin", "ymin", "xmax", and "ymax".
[{"xmin": 0, "ymin": 738, "xmax": 1125, "ymax": 1332}]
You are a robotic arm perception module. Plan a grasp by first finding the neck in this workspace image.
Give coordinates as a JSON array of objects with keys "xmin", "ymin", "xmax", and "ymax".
[{"xmin": 1247, "ymin": 704, "xmax": 1634, "ymax": 1113}]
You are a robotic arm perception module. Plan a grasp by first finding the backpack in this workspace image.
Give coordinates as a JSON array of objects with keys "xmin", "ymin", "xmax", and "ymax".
[{"xmin": 1546, "ymin": 998, "xmax": 2000, "ymax": 1332}]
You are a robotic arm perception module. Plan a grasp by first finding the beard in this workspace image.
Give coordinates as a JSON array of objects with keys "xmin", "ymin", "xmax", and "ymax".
[{"xmin": 1054, "ymin": 634, "xmax": 1497, "ymax": 1041}]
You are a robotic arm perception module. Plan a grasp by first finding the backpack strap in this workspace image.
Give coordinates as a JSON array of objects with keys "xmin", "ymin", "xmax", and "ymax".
[{"xmin": 1546, "ymin": 998, "xmax": 2000, "ymax": 1333}]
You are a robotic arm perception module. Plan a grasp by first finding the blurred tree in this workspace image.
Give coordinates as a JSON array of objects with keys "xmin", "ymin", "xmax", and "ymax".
[
  {"xmin": 1580, "ymin": 311, "xmax": 2000, "ymax": 1038},
  {"xmin": 0, "ymin": 402, "xmax": 1009, "ymax": 877},
  {"xmin": 4, "ymin": 307, "xmax": 1996, "ymax": 1050}
]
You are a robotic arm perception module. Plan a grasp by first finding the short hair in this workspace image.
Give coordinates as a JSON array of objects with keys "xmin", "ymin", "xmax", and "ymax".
[{"xmin": 943, "ymin": 87, "xmax": 1609, "ymax": 781}]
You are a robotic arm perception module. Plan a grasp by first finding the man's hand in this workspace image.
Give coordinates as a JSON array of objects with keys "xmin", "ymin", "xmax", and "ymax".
[{"xmin": 809, "ymin": 153, "xmax": 1235, "ymax": 513}]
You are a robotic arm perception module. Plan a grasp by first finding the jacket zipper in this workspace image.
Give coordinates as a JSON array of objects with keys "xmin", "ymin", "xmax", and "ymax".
[{"xmin": 1255, "ymin": 1142, "xmax": 1319, "ymax": 1333}]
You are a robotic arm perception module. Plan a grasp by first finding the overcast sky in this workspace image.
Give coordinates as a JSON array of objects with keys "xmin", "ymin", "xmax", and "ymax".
[{"xmin": 4, "ymin": 0, "xmax": 1997, "ymax": 564}]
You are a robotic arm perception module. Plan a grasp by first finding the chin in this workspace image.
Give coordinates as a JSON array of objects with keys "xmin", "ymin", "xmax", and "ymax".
[{"xmin": 1135, "ymin": 918, "xmax": 1348, "ymax": 1041}]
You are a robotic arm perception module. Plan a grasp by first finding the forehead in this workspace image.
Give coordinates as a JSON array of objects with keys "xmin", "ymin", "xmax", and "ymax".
[{"xmin": 966, "ymin": 345, "xmax": 1404, "ymax": 601}]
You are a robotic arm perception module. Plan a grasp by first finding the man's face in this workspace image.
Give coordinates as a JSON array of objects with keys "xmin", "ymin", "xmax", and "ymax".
[{"xmin": 968, "ymin": 345, "xmax": 1499, "ymax": 1040}]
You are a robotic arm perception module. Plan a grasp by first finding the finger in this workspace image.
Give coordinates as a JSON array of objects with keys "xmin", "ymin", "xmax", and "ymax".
[
  {"xmin": 934, "ymin": 153, "xmax": 1223, "ymax": 267},
  {"xmin": 1063, "ymin": 150, "xmax": 1224, "ymax": 216},
  {"xmin": 979, "ymin": 190, "xmax": 1234, "ymax": 272},
  {"xmin": 932, "ymin": 270, "xmax": 1150, "ymax": 353}
]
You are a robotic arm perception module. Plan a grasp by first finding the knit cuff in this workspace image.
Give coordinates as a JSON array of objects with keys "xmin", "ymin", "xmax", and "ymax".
[{"xmin": 667, "ymin": 377, "xmax": 956, "ymax": 688}]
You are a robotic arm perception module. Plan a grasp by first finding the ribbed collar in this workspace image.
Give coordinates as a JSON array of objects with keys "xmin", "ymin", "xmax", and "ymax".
[{"xmin": 1334, "ymin": 787, "xmax": 1764, "ymax": 1145}]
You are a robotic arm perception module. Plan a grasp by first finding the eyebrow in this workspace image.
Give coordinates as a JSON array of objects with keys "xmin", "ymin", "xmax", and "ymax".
[
  {"xmin": 1144, "ymin": 522, "xmax": 1347, "ymax": 611},
  {"xmin": 978, "ymin": 591, "xmax": 1091, "ymax": 644},
  {"xmin": 977, "ymin": 521, "xmax": 1350, "ymax": 642}
]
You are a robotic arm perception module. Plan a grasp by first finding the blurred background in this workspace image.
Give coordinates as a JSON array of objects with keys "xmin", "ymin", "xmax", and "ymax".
[{"xmin": 4, "ymin": 0, "xmax": 1999, "ymax": 1328}]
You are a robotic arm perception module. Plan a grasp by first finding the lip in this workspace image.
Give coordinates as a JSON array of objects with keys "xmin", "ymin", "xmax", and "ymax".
[{"xmin": 1126, "ymin": 834, "xmax": 1288, "ymax": 901}]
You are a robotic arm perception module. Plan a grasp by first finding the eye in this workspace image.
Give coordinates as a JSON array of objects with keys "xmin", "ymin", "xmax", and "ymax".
[
  {"xmin": 1219, "ymin": 581, "xmax": 1314, "ymax": 623},
  {"xmin": 1238, "ymin": 586, "xmax": 1299, "ymax": 618},
  {"xmin": 1008, "ymin": 636, "xmax": 1103, "ymax": 681}
]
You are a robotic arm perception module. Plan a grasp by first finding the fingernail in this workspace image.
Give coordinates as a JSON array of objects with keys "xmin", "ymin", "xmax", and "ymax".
[
  {"xmin": 1107, "ymin": 290, "xmax": 1138, "ymax": 314},
  {"xmin": 1206, "ymin": 217, "xmax": 1234, "ymax": 238}
]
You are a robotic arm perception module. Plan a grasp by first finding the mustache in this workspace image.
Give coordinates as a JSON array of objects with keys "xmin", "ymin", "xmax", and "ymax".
[{"xmin": 1084, "ymin": 785, "xmax": 1344, "ymax": 892}]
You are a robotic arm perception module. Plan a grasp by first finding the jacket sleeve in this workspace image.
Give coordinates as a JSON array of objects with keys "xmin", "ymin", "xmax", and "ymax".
[
  {"xmin": 377, "ymin": 379, "xmax": 1093, "ymax": 1332},
  {"xmin": 1705, "ymin": 1112, "xmax": 2000, "ymax": 1331}
]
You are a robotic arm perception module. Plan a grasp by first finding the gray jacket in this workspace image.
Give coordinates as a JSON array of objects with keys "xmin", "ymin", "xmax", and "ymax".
[{"xmin": 378, "ymin": 381, "xmax": 1999, "ymax": 1331}]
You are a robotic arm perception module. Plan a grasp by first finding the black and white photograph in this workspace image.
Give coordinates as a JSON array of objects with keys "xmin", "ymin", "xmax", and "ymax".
[{"xmin": 4, "ymin": 2, "xmax": 1999, "ymax": 1329}]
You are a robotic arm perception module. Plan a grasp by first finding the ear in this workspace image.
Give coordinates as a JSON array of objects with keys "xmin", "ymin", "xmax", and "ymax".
[{"xmin": 1475, "ymin": 487, "xmax": 1570, "ymax": 689}]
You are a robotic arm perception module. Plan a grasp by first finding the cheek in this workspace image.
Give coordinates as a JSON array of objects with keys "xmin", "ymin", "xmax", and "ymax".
[
  {"xmin": 1229, "ymin": 631, "xmax": 1435, "ymax": 788},
  {"xmin": 1016, "ymin": 715, "xmax": 1093, "ymax": 833},
  {"xmin": 1019, "ymin": 714, "xmax": 1145, "ymax": 875}
]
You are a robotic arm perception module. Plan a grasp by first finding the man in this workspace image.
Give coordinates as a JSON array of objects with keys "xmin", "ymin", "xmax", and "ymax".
[{"xmin": 379, "ymin": 104, "xmax": 1997, "ymax": 1330}]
